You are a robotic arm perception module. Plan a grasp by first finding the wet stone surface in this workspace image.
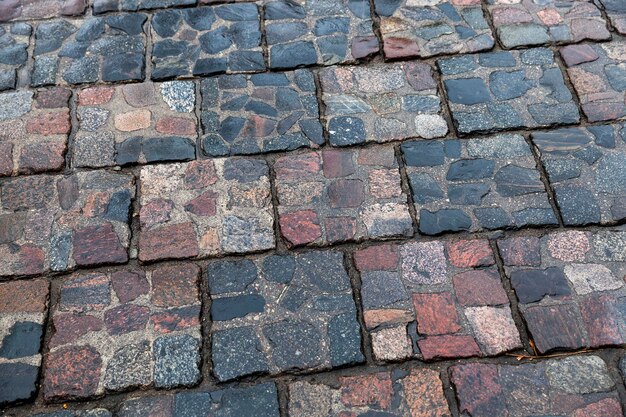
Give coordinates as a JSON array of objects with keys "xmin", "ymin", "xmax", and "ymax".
[
  {"xmin": 561, "ymin": 42, "xmax": 626, "ymax": 123},
  {"xmin": 43, "ymin": 265, "xmax": 201, "ymax": 402},
  {"xmin": 200, "ymin": 70, "xmax": 324, "ymax": 157},
  {"xmin": 498, "ymin": 230, "xmax": 626, "ymax": 353},
  {"xmin": 532, "ymin": 123, "xmax": 626, "ymax": 226},
  {"xmin": 486, "ymin": 0, "xmax": 610, "ymax": 49},
  {"xmin": 320, "ymin": 62, "xmax": 447, "ymax": 146},
  {"xmin": 375, "ymin": 0, "xmax": 494, "ymax": 59},
  {"xmin": 289, "ymin": 367, "xmax": 451, "ymax": 417},
  {"xmin": 274, "ymin": 145, "xmax": 413, "ymax": 247},
  {"xmin": 0, "ymin": 87, "xmax": 71, "ymax": 176},
  {"xmin": 93, "ymin": 0, "xmax": 194, "ymax": 14},
  {"xmin": 138, "ymin": 158, "xmax": 275, "ymax": 262},
  {"xmin": 439, "ymin": 48, "xmax": 580, "ymax": 135},
  {"xmin": 403, "ymin": 134, "xmax": 557, "ymax": 235},
  {"xmin": 31, "ymin": 14, "xmax": 147, "ymax": 86},
  {"xmin": 0, "ymin": 171, "xmax": 135, "ymax": 277},
  {"xmin": 354, "ymin": 238, "xmax": 521, "ymax": 362},
  {"xmin": 0, "ymin": 0, "xmax": 87, "ymax": 22},
  {"xmin": 0, "ymin": 23, "xmax": 31, "ymax": 91},
  {"xmin": 451, "ymin": 355, "xmax": 621, "ymax": 417},
  {"xmin": 264, "ymin": 0, "xmax": 377, "ymax": 69},
  {"xmin": 599, "ymin": 0, "xmax": 626, "ymax": 34},
  {"xmin": 209, "ymin": 250, "xmax": 363, "ymax": 381},
  {"xmin": 74, "ymin": 81, "xmax": 197, "ymax": 168},
  {"xmin": 0, "ymin": 279, "xmax": 49, "ymax": 405},
  {"xmin": 150, "ymin": 4, "xmax": 264, "ymax": 80}
]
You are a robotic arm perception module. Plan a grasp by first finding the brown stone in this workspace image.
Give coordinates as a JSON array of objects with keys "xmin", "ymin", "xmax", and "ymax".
[
  {"xmin": 35, "ymin": 88, "xmax": 71, "ymax": 109},
  {"xmin": 351, "ymin": 35, "xmax": 379, "ymax": 59},
  {"xmin": 582, "ymin": 101, "xmax": 626, "ymax": 123},
  {"xmin": 328, "ymin": 179, "xmax": 364, "ymax": 208},
  {"xmin": 453, "ymin": 269, "xmax": 509, "ymax": 307},
  {"xmin": 104, "ymin": 304, "xmax": 150, "ymax": 335},
  {"xmin": 60, "ymin": 273, "xmax": 111, "ymax": 312},
  {"xmin": 402, "ymin": 369, "xmax": 450, "ymax": 417},
  {"xmin": 18, "ymin": 141, "xmax": 66, "ymax": 174},
  {"xmin": 419, "ymin": 334, "xmax": 481, "ymax": 360},
  {"xmin": 139, "ymin": 222, "xmax": 200, "ymax": 262},
  {"xmin": 523, "ymin": 304, "xmax": 586, "ymax": 353},
  {"xmin": 60, "ymin": 0, "xmax": 88, "ymax": 16},
  {"xmin": 363, "ymin": 308, "xmax": 413, "ymax": 329},
  {"xmin": 0, "ymin": 279, "xmax": 48, "ymax": 313},
  {"xmin": 184, "ymin": 160, "xmax": 218, "ymax": 189},
  {"xmin": 580, "ymin": 295, "xmax": 625, "ymax": 347},
  {"xmin": 450, "ymin": 363, "xmax": 507, "ymax": 416},
  {"xmin": 156, "ymin": 116, "xmax": 196, "ymax": 135},
  {"xmin": 72, "ymin": 223, "xmax": 128, "ymax": 267},
  {"xmin": 446, "ymin": 239, "xmax": 494, "ymax": 268},
  {"xmin": 412, "ymin": 292, "xmax": 461, "ymax": 335},
  {"xmin": 111, "ymin": 270, "xmax": 149, "ymax": 303},
  {"xmin": 354, "ymin": 244, "xmax": 398, "ymax": 272},
  {"xmin": 0, "ymin": 0, "xmax": 21, "ymax": 21},
  {"xmin": 322, "ymin": 149, "xmax": 355, "ymax": 178},
  {"xmin": 384, "ymin": 37, "xmax": 420, "ymax": 59},
  {"xmin": 122, "ymin": 83, "xmax": 157, "ymax": 107},
  {"xmin": 404, "ymin": 62, "xmax": 437, "ymax": 91},
  {"xmin": 497, "ymin": 236, "xmax": 541, "ymax": 266},
  {"xmin": 151, "ymin": 305, "xmax": 201, "ymax": 334},
  {"xmin": 275, "ymin": 152, "xmax": 321, "ymax": 180},
  {"xmin": 324, "ymin": 216, "xmax": 356, "ymax": 242},
  {"xmin": 50, "ymin": 313, "xmax": 103, "ymax": 347},
  {"xmin": 78, "ymin": 87, "xmax": 115, "ymax": 106},
  {"xmin": 44, "ymin": 345, "xmax": 102, "ymax": 401},
  {"xmin": 151, "ymin": 264, "xmax": 199, "ymax": 308},
  {"xmin": 0, "ymin": 142, "xmax": 13, "ymax": 176},
  {"xmin": 340, "ymin": 372, "xmax": 393, "ymax": 409},
  {"xmin": 114, "ymin": 109, "xmax": 151, "ymax": 132},
  {"xmin": 184, "ymin": 191, "xmax": 217, "ymax": 217},
  {"xmin": 140, "ymin": 198, "xmax": 175, "ymax": 228},
  {"xmin": 280, "ymin": 210, "xmax": 322, "ymax": 246},
  {"xmin": 572, "ymin": 397, "xmax": 623, "ymax": 417}
]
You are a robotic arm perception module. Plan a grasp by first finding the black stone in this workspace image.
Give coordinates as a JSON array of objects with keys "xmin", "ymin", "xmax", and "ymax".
[
  {"xmin": 0, "ymin": 362, "xmax": 38, "ymax": 404},
  {"xmin": 193, "ymin": 57, "xmax": 228, "ymax": 76},
  {"xmin": 199, "ymin": 27, "xmax": 232, "ymax": 54},
  {"xmin": 270, "ymin": 41, "xmax": 317, "ymax": 69},
  {"xmin": 299, "ymin": 119, "xmax": 324, "ymax": 145},
  {"xmin": 0, "ymin": 322, "xmax": 42, "ymax": 359},
  {"xmin": 265, "ymin": 1, "xmax": 306, "ymax": 19},
  {"xmin": 262, "ymin": 255, "xmax": 295, "ymax": 283},
  {"xmin": 58, "ymin": 42, "xmax": 89, "ymax": 59},
  {"xmin": 588, "ymin": 125, "xmax": 615, "ymax": 148},
  {"xmin": 446, "ymin": 158, "xmax": 495, "ymax": 181},
  {"xmin": 489, "ymin": 70, "xmax": 533, "ymax": 100},
  {"xmin": 251, "ymin": 73, "xmax": 289, "ymax": 86},
  {"xmin": 212, "ymin": 327, "xmax": 269, "ymax": 381},
  {"xmin": 479, "ymin": 52, "xmax": 516, "ymax": 67},
  {"xmin": 532, "ymin": 128, "xmax": 591, "ymax": 155},
  {"xmin": 245, "ymin": 100, "xmax": 278, "ymax": 117},
  {"xmin": 211, "ymin": 294, "xmax": 265, "ymax": 321},
  {"xmin": 315, "ymin": 17, "xmax": 350, "ymax": 36},
  {"xmin": 229, "ymin": 50, "xmax": 265, "ymax": 72},
  {"xmin": 207, "ymin": 260, "xmax": 258, "ymax": 294},
  {"xmin": 102, "ymin": 52, "xmax": 144, "ymax": 82},
  {"xmin": 328, "ymin": 116, "xmax": 366, "ymax": 146},
  {"xmin": 204, "ymin": 383, "xmax": 280, "ymax": 417},
  {"xmin": 183, "ymin": 7, "xmax": 216, "ymax": 31},
  {"xmin": 409, "ymin": 172, "xmax": 445, "ymax": 204},
  {"xmin": 360, "ymin": 271, "xmax": 407, "ymax": 309},
  {"xmin": 116, "ymin": 136, "xmax": 143, "ymax": 165},
  {"xmin": 202, "ymin": 134, "xmax": 230, "ymax": 157},
  {"xmin": 448, "ymin": 183, "xmax": 490, "ymax": 205},
  {"xmin": 318, "ymin": 35, "xmax": 348, "ymax": 64},
  {"xmin": 296, "ymin": 251, "xmax": 351, "ymax": 292},
  {"xmin": 104, "ymin": 190, "xmax": 131, "ymax": 222},
  {"xmin": 143, "ymin": 137, "xmax": 196, "ymax": 163},
  {"xmin": 106, "ymin": 14, "xmax": 147, "ymax": 36},
  {"xmin": 513, "ymin": 208, "xmax": 557, "ymax": 227},
  {"xmin": 444, "ymin": 77, "xmax": 491, "ymax": 105},
  {"xmin": 0, "ymin": 44, "xmax": 27, "ymax": 65},
  {"xmin": 263, "ymin": 319, "xmax": 322, "ymax": 370},
  {"xmin": 402, "ymin": 141, "xmax": 445, "ymax": 167},
  {"xmin": 419, "ymin": 208, "xmax": 472, "ymax": 235},
  {"xmin": 494, "ymin": 165, "xmax": 544, "ymax": 197},
  {"xmin": 474, "ymin": 207, "xmax": 513, "ymax": 229},
  {"xmin": 510, "ymin": 267, "xmax": 571, "ymax": 304},
  {"xmin": 215, "ymin": 3, "xmax": 258, "ymax": 21},
  {"xmin": 328, "ymin": 312, "xmax": 363, "ymax": 367},
  {"xmin": 76, "ymin": 19, "xmax": 105, "ymax": 42},
  {"xmin": 152, "ymin": 10, "xmax": 182, "ymax": 38},
  {"xmin": 374, "ymin": 0, "xmax": 403, "ymax": 17},
  {"xmin": 555, "ymin": 186, "xmax": 601, "ymax": 226},
  {"xmin": 63, "ymin": 56, "xmax": 99, "ymax": 84},
  {"xmin": 34, "ymin": 21, "xmax": 76, "ymax": 56},
  {"xmin": 277, "ymin": 111, "xmax": 304, "ymax": 134}
]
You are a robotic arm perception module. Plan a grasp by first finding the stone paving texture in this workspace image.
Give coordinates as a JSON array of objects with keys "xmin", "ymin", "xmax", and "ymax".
[
  {"xmin": 403, "ymin": 134, "xmax": 557, "ymax": 235},
  {"xmin": 598, "ymin": 0, "xmax": 626, "ymax": 35},
  {"xmin": 355, "ymin": 237, "xmax": 522, "ymax": 362},
  {"xmin": 209, "ymin": 250, "xmax": 363, "ymax": 381},
  {"xmin": 0, "ymin": 0, "xmax": 86, "ymax": 22},
  {"xmin": 439, "ymin": 47, "xmax": 580, "ymax": 134},
  {"xmin": 375, "ymin": 0, "xmax": 494, "ymax": 59},
  {"xmin": 74, "ymin": 81, "xmax": 197, "ymax": 168},
  {"xmin": 200, "ymin": 70, "xmax": 324, "ymax": 156},
  {"xmin": 150, "ymin": 4, "xmax": 264, "ymax": 79},
  {"xmin": 0, "ymin": 22, "xmax": 31, "ymax": 91},
  {"xmin": 498, "ymin": 230, "xmax": 626, "ymax": 354},
  {"xmin": 264, "ymin": 0, "xmax": 377, "ymax": 69}
]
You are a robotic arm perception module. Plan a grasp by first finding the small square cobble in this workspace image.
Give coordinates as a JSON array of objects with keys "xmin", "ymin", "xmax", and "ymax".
[
  {"xmin": 374, "ymin": 0, "xmax": 494, "ymax": 59},
  {"xmin": 200, "ymin": 70, "xmax": 324, "ymax": 157},
  {"xmin": 264, "ymin": 0, "xmax": 378, "ymax": 69},
  {"xmin": 0, "ymin": 171, "xmax": 135, "ymax": 278},
  {"xmin": 0, "ymin": 0, "xmax": 86, "ymax": 22},
  {"xmin": 43, "ymin": 265, "xmax": 202, "ymax": 402},
  {"xmin": 289, "ymin": 368, "xmax": 450, "ymax": 417},
  {"xmin": 31, "ymin": 14, "xmax": 147, "ymax": 87},
  {"xmin": 599, "ymin": 0, "xmax": 626, "ymax": 34},
  {"xmin": 439, "ymin": 48, "xmax": 580, "ymax": 135},
  {"xmin": 209, "ymin": 250, "xmax": 363, "ymax": 381},
  {"xmin": 402, "ymin": 135, "xmax": 557, "ymax": 235},
  {"xmin": 0, "ymin": 23, "xmax": 30, "ymax": 91},
  {"xmin": 451, "ymin": 355, "xmax": 621, "ymax": 417},
  {"xmin": 561, "ymin": 42, "xmax": 626, "ymax": 122},
  {"xmin": 355, "ymin": 238, "xmax": 522, "ymax": 362},
  {"xmin": 532, "ymin": 123, "xmax": 626, "ymax": 226},
  {"xmin": 274, "ymin": 145, "xmax": 413, "ymax": 247},
  {"xmin": 93, "ymin": 0, "xmax": 193, "ymax": 14},
  {"xmin": 486, "ymin": 0, "xmax": 610, "ymax": 49},
  {"xmin": 138, "ymin": 158, "xmax": 274, "ymax": 262},
  {"xmin": 0, "ymin": 87, "xmax": 71, "ymax": 176},
  {"xmin": 320, "ymin": 62, "xmax": 448, "ymax": 146},
  {"xmin": 498, "ymin": 230, "xmax": 626, "ymax": 354},
  {"xmin": 73, "ymin": 81, "xmax": 197, "ymax": 168},
  {"xmin": 150, "ymin": 4, "xmax": 264, "ymax": 80},
  {"xmin": 0, "ymin": 279, "xmax": 49, "ymax": 405}
]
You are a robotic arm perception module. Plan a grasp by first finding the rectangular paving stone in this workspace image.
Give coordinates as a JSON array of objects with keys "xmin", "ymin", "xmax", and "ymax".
[
  {"xmin": 451, "ymin": 356, "xmax": 622, "ymax": 417},
  {"xmin": 93, "ymin": 0, "xmax": 194, "ymax": 14},
  {"xmin": 0, "ymin": 0, "xmax": 86, "ymax": 22},
  {"xmin": 209, "ymin": 250, "xmax": 363, "ymax": 381},
  {"xmin": 0, "ymin": 87, "xmax": 71, "ymax": 176},
  {"xmin": 498, "ymin": 230, "xmax": 626, "ymax": 354},
  {"xmin": 289, "ymin": 367, "xmax": 451, "ymax": 417},
  {"xmin": 43, "ymin": 265, "xmax": 202, "ymax": 402},
  {"xmin": 319, "ymin": 62, "xmax": 448, "ymax": 146},
  {"xmin": 0, "ymin": 279, "xmax": 49, "ymax": 405},
  {"xmin": 486, "ymin": 0, "xmax": 610, "ymax": 49},
  {"xmin": 74, "ymin": 81, "xmax": 197, "ymax": 168},
  {"xmin": 374, "ymin": 0, "xmax": 494, "ymax": 59},
  {"xmin": 200, "ymin": 70, "xmax": 324, "ymax": 157},
  {"xmin": 532, "ymin": 123, "xmax": 626, "ymax": 226},
  {"xmin": 274, "ymin": 145, "xmax": 413, "ymax": 247},
  {"xmin": 138, "ymin": 158, "xmax": 274, "ymax": 262},
  {"xmin": 439, "ymin": 48, "xmax": 580, "ymax": 135},
  {"xmin": 31, "ymin": 14, "xmax": 147, "ymax": 87},
  {"xmin": 150, "ymin": 4, "xmax": 264, "ymax": 80},
  {"xmin": 264, "ymin": 0, "xmax": 378, "ymax": 69},
  {"xmin": 561, "ymin": 42, "xmax": 626, "ymax": 122},
  {"xmin": 402, "ymin": 135, "xmax": 557, "ymax": 235},
  {"xmin": 0, "ymin": 23, "xmax": 30, "ymax": 91},
  {"xmin": 0, "ymin": 171, "xmax": 135, "ymax": 277},
  {"xmin": 354, "ymin": 238, "xmax": 522, "ymax": 362},
  {"xmin": 599, "ymin": 0, "xmax": 626, "ymax": 34}
]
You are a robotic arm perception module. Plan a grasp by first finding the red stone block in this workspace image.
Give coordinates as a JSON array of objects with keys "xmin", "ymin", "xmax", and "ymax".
[
  {"xmin": 151, "ymin": 305, "xmax": 201, "ymax": 334},
  {"xmin": 17, "ymin": 141, "xmax": 66, "ymax": 174},
  {"xmin": 72, "ymin": 223, "xmax": 128, "ymax": 267},
  {"xmin": 354, "ymin": 244, "xmax": 398, "ymax": 272},
  {"xmin": 384, "ymin": 37, "xmax": 420, "ymax": 59},
  {"xmin": 450, "ymin": 363, "xmax": 507, "ymax": 416},
  {"xmin": 156, "ymin": 116, "xmax": 196, "ymax": 136},
  {"xmin": 412, "ymin": 292, "xmax": 461, "ymax": 335},
  {"xmin": 453, "ymin": 269, "xmax": 508, "ymax": 307},
  {"xmin": 497, "ymin": 236, "xmax": 541, "ymax": 266},
  {"xmin": 26, "ymin": 111, "xmax": 71, "ymax": 135},
  {"xmin": 418, "ymin": 334, "xmax": 481, "ymax": 360},
  {"xmin": 139, "ymin": 222, "xmax": 200, "ymax": 262},
  {"xmin": 105, "ymin": 304, "xmax": 150, "ymax": 335},
  {"xmin": 279, "ymin": 210, "xmax": 322, "ymax": 246},
  {"xmin": 322, "ymin": 149, "xmax": 356, "ymax": 178},
  {"xmin": 328, "ymin": 179, "xmax": 365, "ymax": 208},
  {"xmin": 523, "ymin": 304, "xmax": 586, "ymax": 353},
  {"xmin": 560, "ymin": 44, "xmax": 599, "ymax": 67},
  {"xmin": 324, "ymin": 217, "xmax": 356, "ymax": 242},
  {"xmin": 78, "ymin": 86, "xmax": 115, "ymax": 106},
  {"xmin": 275, "ymin": 152, "xmax": 321, "ymax": 180},
  {"xmin": 35, "ymin": 88, "xmax": 72, "ymax": 109},
  {"xmin": 44, "ymin": 345, "xmax": 102, "ymax": 401},
  {"xmin": 340, "ymin": 372, "xmax": 393, "ymax": 409},
  {"xmin": 184, "ymin": 191, "xmax": 218, "ymax": 217},
  {"xmin": 351, "ymin": 35, "xmax": 379, "ymax": 59},
  {"xmin": 151, "ymin": 264, "xmax": 200, "ymax": 308},
  {"xmin": 0, "ymin": 142, "xmax": 13, "ymax": 176},
  {"xmin": 50, "ymin": 313, "xmax": 103, "ymax": 347},
  {"xmin": 184, "ymin": 160, "xmax": 218, "ymax": 189},
  {"xmin": 111, "ymin": 270, "xmax": 149, "ymax": 303},
  {"xmin": 580, "ymin": 295, "xmax": 625, "ymax": 347},
  {"xmin": 446, "ymin": 239, "xmax": 494, "ymax": 268},
  {"xmin": 0, "ymin": 279, "xmax": 48, "ymax": 313}
]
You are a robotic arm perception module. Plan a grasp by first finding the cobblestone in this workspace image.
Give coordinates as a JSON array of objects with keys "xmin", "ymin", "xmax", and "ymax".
[
  {"xmin": 93, "ymin": 0, "xmax": 194, "ymax": 14},
  {"xmin": 0, "ymin": 0, "xmax": 86, "ymax": 22},
  {"xmin": 598, "ymin": 0, "xmax": 626, "ymax": 34},
  {"xmin": 498, "ymin": 230, "xmax": 626, "ymax": 353},
  {"xmin": 0, "ymin": 23, "xmax": 30, "ymax": 91}
]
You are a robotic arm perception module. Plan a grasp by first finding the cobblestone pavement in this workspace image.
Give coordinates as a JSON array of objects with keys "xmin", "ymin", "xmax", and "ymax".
[{"xmin": 0, "ymin": 0, "xmax": 625, "ymax": 416}]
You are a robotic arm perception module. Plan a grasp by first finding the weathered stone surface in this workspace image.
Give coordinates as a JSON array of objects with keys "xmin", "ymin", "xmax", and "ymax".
[
  {"xmin": 43, "ymin": 265, "xmax": 201, "ymax": 401},
  {"xmin": 93, "ymin": 0, "xmax": 193, "ymax": 14},
  {"xmin": 451, "ymin": 356, "xmax": 621, "ymax": 417},
  {"xmin": 275, "ymin": 146, "xmax": 412, "ymax": 247},
  {"xmin": 138, "ymin": 159, "xmax": 274, "ymax": 262},
  {"xmin": 151, "ymin": 4, "xmax": 264, "ymax": 79},
  {"xmin": 599, "ymin": 0, "xmax": 626, "ymax": 34},
  {"xmin": 201, "ymin": 70, "xmax": 323, "ymax": 156},
  {"xmin": 0, "ymin": 23, "xmax": 30, "ymax": 91},
  {"xmin": 376, "ymin": 0, "xmax": 493, "ymax": 59},
  {"xmin": 0, "ymin": 171, "xmax": 134, "ymax": 277},
  {"xmin": 0, "ymin": 0, "xmax": 86, "ymax": 22},
  {"xmin": 265, "ymin": 0, "xmax": 377, "ymax": 69},
  {"xmin": 355, "ymin": 238, "xmax": 521, "ymax": 361},
  {"xmin": 320, "ymin": 62, "xmax": 447, "ymax": 145},
  {"xmin": 210, "ymin": 251, "xmax": 363, "ymax": 381},
  {"xmin": 499, "ymin": 230, "xmax": 626, "ymax": 353},
  {"xmin": 439, "ymin": 48, "xmax": 580, "ymax": 134}
]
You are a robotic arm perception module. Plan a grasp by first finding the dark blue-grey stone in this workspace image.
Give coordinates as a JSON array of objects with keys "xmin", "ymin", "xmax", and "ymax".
[
  {"xmin": 152, "ymin": 10, "xmax": 182, "ymax": 38},
  {"xmin": 555, "ymin": 186, "xmax": 601, "ymax": 226},
  {"xmin": 58, "ymin": 42, "xmax": 88, "ymax": 59},
  {"xmin": 251, "ymin": 73, "xmax": 289, "ymax": 86},
  {"xmin": 416, "ymin": 23, "xmax": 454, "ymax": 40},
  {"xmin": 116, "ymin": 136, "xmax": 142, "ymax": 165},
  {"xmin": 263, "ymin": 319, "xmax": 322, "ymax": 370},
  {"xmin": 605, "ymin": 64, "xmax": 626, "ymax": 91},
  {"xmin": 263, "ymin": 133, "xmax": 308, "ymax": 152},
  {"xmin": 294, "ymin": 69, "xmax": 315, "ymax": 91},
  {"xmin": 328, "ymin": 116, "xmax": 366, "ymax": 146},
  {"xmin": 588, "ymin": 125, "xmax": 615, "ymax": 148},
  {"xmin": 361, "ymin": 271, "xmax": 408, "ymax": 309},
  {"xmin": 228, "ymin": 50, "xmax": 265, "ymax": 72},
  {"xmin": 34, "ymin": 21, "xmax": 76, "ymax": 56},
  {"xmin": 318, "ymin": 34, "xmax": 348, "ymax": 64},
  {"xmin": 277, "ymin": 111, "xmax": 304, "ymax": 134},
  {"xmin": 245, "ymin": 100, "xmax": 278, "ymax": 117},
  {"xmin": 0, "ymin": 44, "xmax": 27, "ymax": 65},
  {"xmin": 221, "ymin": 94, "xmax": 247, "ymax": 111},
  {"xmin": 218, "ymin": 74, "xmax": 245, "ymax": 89},
  {"xmin": 230, "ymin": 140, "xmax": 261, "ymax": 155},
  {"xmin": 461, "ymin": 7, "xmax": 489, "ymax": 29},
  {"xmin": 152, "ymin": 39, "xmax": 187, "ymax": 58},
  {"xmin": 445, "ymin": 140, "xmax": 461, "ymax": 158},
  {"xmin": 266, "ymin": 22, "xmax": 308, "ymax": 44},
  {"xmin": 454, "ymin": 110, "xmax": 493, "ymax": 134},
  {"xmin": 488, "ymin": 103, "xmax": 523, "ymax": 129},
  {"xmin": 11, "ymin": 23, "xmax": 32, "ymax": 36},
  {"xmin": 510, "ymin": 267, "xmax": 571, "ymax": 304},
  {"xmin": 419, "ymin": 208, "xmax": 472, "ymax": 235},
  {"xmin": 490, "ymin": 70, "xmax": 533, "ymax": 100},
  {"xmin": 208, "ymin": 383, "xmax": 280, "ymax": 417},
  {"xmin": 104, "ymin": 190, "xmax": 132, "ymax": 222},
  {"xmin": 0, "ymin": 71, "xmax": 15, "ymax": 91},
  {"xmin": 223, "ymin": 158, "xmax": 267, "ymax": 182},
  {"xmin": 279, "ymin": 285, "xmax": 312, "ymax": 312},
  {"xmin": 328, "ymin": 312, "xmax": 363, "ymax": 367},
  {"xmin": 62, "ymin": 56, "xmax": 99, "ymax": 84},
  {"xmin": 153, "ymin": 334, "xmax": 200, "ymax": 388},
  {"xmin": 76, "ymin": 19, "xmax": 105, "ymax": 42},
  {"xmin": 520, "ymin": 48, "xmax": 553, "ymax": 65},
  {"xmin": 513, "ymin": 208, "xmax": 557, "ymax": 226},
  {"xmin": 402, "ymin": 141, "xmax": 445, "ymax": 167},
  {"xmin": 207, "ymin": 259, "xmax": 258, "ymax": 294},
  {"xmin": 276, "ymin": 87, "xmax": 302, "ymax": 111},
  {"xmin": 596, "ymin": 153, "xmax": 626, "ymax": 193},
  {"xmin": 193, "ymin": 57, "xmax": 228, "ymax": 76},
  {"xmin": 215, "ymin": 3, "xmax": 258, "ymax": 21},
  {"xmin": 93, "ymin": 0, "xmax": 119, "ymax": 14},
  {"xmin": 265, "ymin": 1, "xmax": 305, "ymax": 19},
  {"xmin": 102, "ymin": 53, "xmax": 144, "ymax": 82},
  {"xmin": 540, "ymin": 67, "xmax": 572, "ymax": 103},
  {"xmin": 438, "ymin": 2, "xmax": 461, "ymax": 21},
  {"xmin": 543, "ymin": 159, "xmax": 582, "ymax": 182},
  {"xmin": 174, "ymin": 392, "xmax": 211, "ymax": 417},
  {"xmin": 532, "ymin": 128, "xmax": 590, "ymax": 155},
  {"xmin": 446, "ymin": 158, "xmax": 495, "ymax": 181},
  {"xmin": 494, "ymin": 165, "xmax": 544, "ymax": 197},
  {"xmin": 314, "ymin": 294, "xmax": 355, "ymax": 312},
  {"xmin": 50, "ymin": 232, "xmax": 72, "ymax": 271},
  {"xmin": 348, "ymin": 0, "xmax": 371, "ymax": 18},
  {"xmin": 211, "ymin": 294, "xmax": 265, "ymax": 321},
  {"xmin": 402, "ymin": 95, "xmax": 440, "ymax": 112},
  {"xmin": 143, "ymin": 137, "xmax": 195, "ymax": 163},
  {"xmin": 270, "ymin": 41, "xmax": 317, "ymax": 69},
  {"xmin": 183, "ymin": 7, "xmax": 216, "ymax": 31},
  {"xmin": 315, "ymin": 17, "xmax": 350, "ymax": 36},
  {"xmin": 445, "ymin": 77, "xmax": 491, "ymax": 105},
  {"xmin": 212, "ymin": 327, "xmax": 269, "ymax": 381},
  {"xmin": 479, "ymin": 51, "xmax": 516, "ymax": 67},
  {"xmin": 296, "ymin": 251, "xmax": 350, "ymax": 292},
  {"xmin": 0, "ymin": 322, "xmax": 42, "ymax": 359},
  {"xmin": 474, "ymin": 207, "xmax": 513, "ymax": 229},
  {"xmin": 107, "ymin": 14, "xmax": 146, "ymax": 35},
  {"xmin": 437, "ymin": 55, "xmax": 477, "ymax": 75},
  {"xmin": 573, "ymin": 146, "xmax": 603, "ymax": 165},
  {"xmin": 299, "ymin": 119, "xmax": 324, "ymax": 145},
  {"xmin": 219, "ymin": 116, "xmax": 245, "ymax": 142},
  {"xmin": 448, "ymin": 183, "xmax": 490, "ymax": 205},
  {"xmin": 409, "ymin": 172, "xmax": 445, "ymax": 204},
  {"xmin": 231, "ymin": 21, "xmax": 261, "ymax": 48},
  {"xmin": 199, "ymin": 26, "xmax": 232, "ymax": 54},
  {"xmin": 0, "ymin": 362, "xmax": 38, "ymax": 404},
  {"xmin": 262, "ymin": 255, "xmax": 295, "ymax": 283}
]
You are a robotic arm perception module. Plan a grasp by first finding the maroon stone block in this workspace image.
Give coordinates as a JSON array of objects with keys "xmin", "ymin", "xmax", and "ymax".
[{"xmin": 43, "ymin": 346, "xmax": 102, "ymax": 402}]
